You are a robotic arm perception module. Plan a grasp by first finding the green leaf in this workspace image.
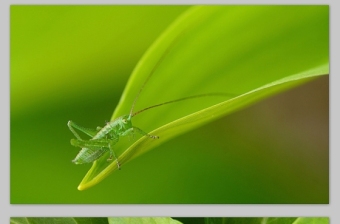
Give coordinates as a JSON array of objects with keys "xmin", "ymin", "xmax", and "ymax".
[
  {"xmin": 78, "ymin": 5, "xmax": 328, "ymax": 190},
  {"xmin": 10, "ymin": 218, "xmax": 108, "ymax": 224},
  {"xmin": 108, "ymin": 217, "xmax": 182, "ymax": 224},
  {"xmin": 293, "ymin": 218, "xmax": 329, "ymax": 224},
  {"xmin": 204, "ymin": 218, "xmax": 329, "ymax": 224}
]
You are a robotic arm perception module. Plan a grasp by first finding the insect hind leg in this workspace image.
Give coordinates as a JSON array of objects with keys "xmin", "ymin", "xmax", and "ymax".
[
  {"xmin": 107, "ymin": 139, "xmax": 121, "ymax": 170},
  {"xmin": 68, "ymin": 121, "xmax": 98, "ymax": 139}
]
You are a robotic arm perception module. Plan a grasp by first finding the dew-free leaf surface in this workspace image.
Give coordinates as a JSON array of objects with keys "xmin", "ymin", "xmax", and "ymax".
[{"xmin": 78, "ymin": 6, "xmax": 328, "ymax": 190}]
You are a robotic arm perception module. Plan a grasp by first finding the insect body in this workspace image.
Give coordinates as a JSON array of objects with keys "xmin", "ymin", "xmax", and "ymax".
[
  {"xmin": 68, "ymin": 93, "xmax": 230, "ymax": 168},
  {"xmin": 68, "ymin": 113, "xmax": 159, "ymax": 168}
]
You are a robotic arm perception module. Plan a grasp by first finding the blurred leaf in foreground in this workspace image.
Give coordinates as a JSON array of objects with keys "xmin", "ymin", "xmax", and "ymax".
[
  {"xmin": 204, "ymin": 217, "xmax": 329, "ymax": 224},
  {"xmin": 10, "ymin": 218, "xmax": 108, "ymax": 224},
  {"xmin": 108, "ymin": 217, "xmax": 182, "ymax": 224}
]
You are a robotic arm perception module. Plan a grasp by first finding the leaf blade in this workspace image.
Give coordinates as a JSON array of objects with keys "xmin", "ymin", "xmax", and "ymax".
[{"xmin": 78, "ymin": 5, "xmax": 328, "ymax": 190}]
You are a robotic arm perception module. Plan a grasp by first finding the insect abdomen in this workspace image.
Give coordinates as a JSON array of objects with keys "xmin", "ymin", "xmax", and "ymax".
[{"xmin": 72, "ymin": 147, "xmax": 107, "ymax": 164}]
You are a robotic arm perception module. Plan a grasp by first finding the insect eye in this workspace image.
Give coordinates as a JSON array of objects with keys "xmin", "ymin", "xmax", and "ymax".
[{"xmin": 122, "ymin": 119, "xmax": 127, "ymax": 123}]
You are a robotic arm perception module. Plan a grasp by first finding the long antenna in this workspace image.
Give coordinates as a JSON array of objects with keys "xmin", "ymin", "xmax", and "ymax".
[
  {"xmin": 131, "ymin": 93, "xmax": 234, "ymax": 117},
  {"xmin": 129, "ymin": 31, "xmax": 187, "ymax": 118}
]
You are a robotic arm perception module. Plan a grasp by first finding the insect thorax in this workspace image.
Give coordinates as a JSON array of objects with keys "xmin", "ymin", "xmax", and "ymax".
[{"xmin": 94, "ymin": 115, "xmax": 132, "ymax": 139}]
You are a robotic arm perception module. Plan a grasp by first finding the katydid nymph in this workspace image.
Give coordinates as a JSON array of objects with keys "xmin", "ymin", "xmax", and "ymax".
[
  {"xmin": 68, "ymin": 30, "xmax": 232, "ymax": 169},
  {"xmin": 68, "ymin": 92, "xmax": 230, "ymax": 169}
]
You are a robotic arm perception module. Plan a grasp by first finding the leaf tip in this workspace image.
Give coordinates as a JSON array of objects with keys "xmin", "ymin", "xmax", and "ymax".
[
  {"xmin": 77, "ymin": 180, "xmax": 92, "ymax": 191},
  {"xmin": 77, "ymin": 184, "xmax": 86, "ymax": 191}
]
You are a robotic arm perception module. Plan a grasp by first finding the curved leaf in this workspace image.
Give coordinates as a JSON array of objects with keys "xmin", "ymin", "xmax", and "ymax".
[{"xmin": 78, "ymin": 6, "xmax": 328, "ymax": 190}]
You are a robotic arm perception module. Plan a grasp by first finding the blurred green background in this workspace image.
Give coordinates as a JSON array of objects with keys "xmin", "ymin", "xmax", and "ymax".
[{"xmin": 10, "ymin": 6, "xmax": 328, "ymax": 203}]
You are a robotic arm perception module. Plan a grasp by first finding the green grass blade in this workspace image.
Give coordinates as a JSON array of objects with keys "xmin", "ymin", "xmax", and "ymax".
[{"xmin": 78, "ymin": 5, "xmax": 328, "ymax": 190}]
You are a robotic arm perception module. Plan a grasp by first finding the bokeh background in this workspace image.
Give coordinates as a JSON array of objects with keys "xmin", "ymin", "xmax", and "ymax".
[{"xmin": 10, "ymin": 6, "xmax": 328, "ymax": 203}]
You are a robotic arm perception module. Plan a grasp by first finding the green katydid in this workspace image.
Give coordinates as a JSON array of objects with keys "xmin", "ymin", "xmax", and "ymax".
[
  {"xmin": 68, "ymin": 30, "xmax": 233, "ymax": 169},
  {"xmin": 68, "ymin": 92, "xmax": 231, "ymax": 169}
]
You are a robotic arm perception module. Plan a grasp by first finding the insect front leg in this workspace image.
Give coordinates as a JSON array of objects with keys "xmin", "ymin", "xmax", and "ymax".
[
  {"xmin": 68, "ymin": 121, "xmax": 98, "ymax": 140},
  {"xmin": 120, "ymin": 127, "xmax": 135, "ymax": 141},
  {"xmin": 132, "ymin": 126, "xmax": 159, "ymax": 139}
]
